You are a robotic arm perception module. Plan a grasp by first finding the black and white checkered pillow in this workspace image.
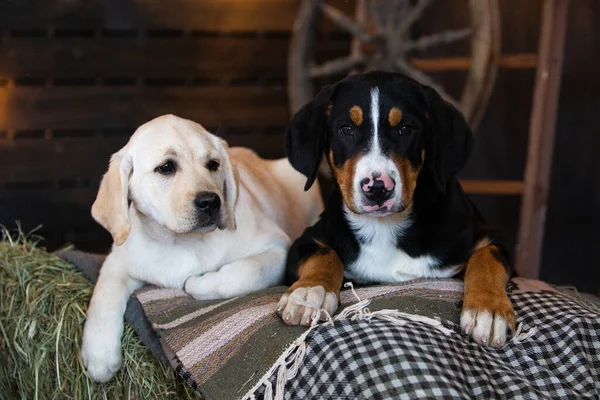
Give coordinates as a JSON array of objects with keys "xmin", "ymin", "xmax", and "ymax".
[{"xmin": 254, "ymin": 291, "xmax": 600, "ymax": 399}]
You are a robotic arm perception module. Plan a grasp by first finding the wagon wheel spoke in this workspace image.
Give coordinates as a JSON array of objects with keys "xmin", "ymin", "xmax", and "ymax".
[
  {"xmin": 367, "ymin": 0, "xmax": 388, "ymax": 30},
  {"xmin": 368, "ymin": 0, "xmax": 411, "ymax": 32},
  {"xmin": 402, "ymin": 28, "xmax": 472, "ymax": 52},
  {"xmin": 320, "ymin": 3, "xmax": 373, "ymax": 43},
  {"xmin": 351, "ymin": 0, "xmax": 369, "ymax": 59},
  {"xmin": 397, "ymin": 0, "xmax": 434, "ymax": 35},
  {"xmin": 395, "ymin": 59, "xmax": 460, "ymax": 108},
  {"xmin": 310, "ymin": 55, "xmax": 366, "ymax": 78}
]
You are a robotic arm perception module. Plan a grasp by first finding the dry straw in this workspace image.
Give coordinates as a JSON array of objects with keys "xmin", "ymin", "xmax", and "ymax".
[{"xmin": 0, "ymin": 228, "xmax": 198, "ymax": 399}]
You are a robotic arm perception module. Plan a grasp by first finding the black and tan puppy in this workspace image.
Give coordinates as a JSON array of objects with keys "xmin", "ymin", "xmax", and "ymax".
[{"xmin": 276, "ymin": 71, "xmax": 515, "ymax": 347}]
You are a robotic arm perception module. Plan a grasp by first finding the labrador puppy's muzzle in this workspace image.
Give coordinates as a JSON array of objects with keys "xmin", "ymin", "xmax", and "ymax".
[{"xmin": 193, "ymin": 191, "xmax": 226, "ymax": 230}]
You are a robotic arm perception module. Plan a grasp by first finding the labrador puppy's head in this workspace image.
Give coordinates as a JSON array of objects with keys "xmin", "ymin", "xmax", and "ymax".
[
  {"xmin": 92, "ymin": 115, "xmax": 238, "ymax": 245},
  {"xmin": 286, "ymin": 71, "xmax": 472, "ymax": 216}
]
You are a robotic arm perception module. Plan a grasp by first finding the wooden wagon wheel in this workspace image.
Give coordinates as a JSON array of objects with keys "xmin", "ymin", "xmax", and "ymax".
[{"xmin": 288, "ymin": 0, "xmax": 501, "ymax": 131}]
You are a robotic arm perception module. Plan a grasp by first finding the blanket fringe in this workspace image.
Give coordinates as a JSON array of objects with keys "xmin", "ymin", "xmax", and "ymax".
[
  {"xmin": 243, "ymin": 324, "xmax": 312, "ymax": 400},
  {"xmin": 242, "ymin": 283, "xmax": 455, "ymax": 400}
]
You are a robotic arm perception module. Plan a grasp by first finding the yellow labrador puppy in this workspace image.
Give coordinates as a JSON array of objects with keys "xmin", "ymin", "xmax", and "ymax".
[{"xmin": 81, "ymin": 114, "xmax": 323, "ymax": 382}]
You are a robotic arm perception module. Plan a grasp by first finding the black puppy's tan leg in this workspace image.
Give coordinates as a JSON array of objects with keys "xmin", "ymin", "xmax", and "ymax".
[
  {"xmin": 277, "ymin": 245, "xmax": 344, "ymax": 326},
  {"xmin": 461, "ymin": 244, "xmax": 516, "ymax": 347}
]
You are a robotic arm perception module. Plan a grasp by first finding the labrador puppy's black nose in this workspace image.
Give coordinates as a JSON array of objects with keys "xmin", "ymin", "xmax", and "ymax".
[{"xmin": 194, "ymin": 192, "xmax": 221, "ymax": 215}]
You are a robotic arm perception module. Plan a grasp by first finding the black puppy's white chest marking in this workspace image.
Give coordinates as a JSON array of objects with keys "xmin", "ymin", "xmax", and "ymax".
[{"xmin": 343, "ymin": 207, "xmax": 462, "ymax": 284}]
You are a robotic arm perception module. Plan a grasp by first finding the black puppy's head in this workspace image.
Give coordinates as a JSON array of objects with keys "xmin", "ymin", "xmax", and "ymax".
[{"xmin": 286, "ymin": 71, "xmax": 473, "ymax": 216}]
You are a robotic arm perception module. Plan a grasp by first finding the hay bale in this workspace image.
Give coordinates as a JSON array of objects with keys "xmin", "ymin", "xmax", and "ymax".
[{"xmin": 0, "ymin": 232, "xmax": 198, "ymax": 399}]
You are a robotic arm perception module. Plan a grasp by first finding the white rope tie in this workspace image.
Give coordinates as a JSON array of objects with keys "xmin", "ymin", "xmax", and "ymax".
[
  {"xmin": 337, "ymin": 282, "xmax": 455, "ymax": 335},
  {"xmin": 511, "ymin": 323, "xmax": 538, "ymax": 343}
]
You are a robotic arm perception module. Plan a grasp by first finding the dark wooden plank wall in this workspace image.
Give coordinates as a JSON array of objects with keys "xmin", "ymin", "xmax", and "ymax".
[
  {"xmin": 0, "ymin": 0, "xmax": 596, "ymax": 293},
  {"xmin": 0, "ymin": 0, "xmax": 536, "ymax": 251}
]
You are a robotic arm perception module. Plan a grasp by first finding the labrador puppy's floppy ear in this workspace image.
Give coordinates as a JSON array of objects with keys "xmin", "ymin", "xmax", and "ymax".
[
  {"xmin": 216, "ymin": 138, "xmax": 239, "ymax": 231},
  {"xmin": 91, "ymin": 149, "xmax": 133, "ymax": 245},
  {"xmin": 285, "ymin": 84, "xmax": 336, "ymax": 191},
  {"xmin": 423, "ymin": 85, "xmax": 474, "ymax": 193}
]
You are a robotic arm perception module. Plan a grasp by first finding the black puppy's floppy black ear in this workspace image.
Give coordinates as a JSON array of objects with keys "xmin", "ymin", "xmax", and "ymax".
[
  {"xmin": 285, "ymin": 84, "xmax": 335, "ymax": 191},
  {"xmin": 423, "ymin": 86, "xmax": 474, "ymax": 192}
]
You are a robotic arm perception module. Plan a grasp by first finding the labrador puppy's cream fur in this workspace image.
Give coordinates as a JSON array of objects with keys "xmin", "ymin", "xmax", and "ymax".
[{"xmin": 81, "ymin": 114, "xmax": 323, "ymax": 382}]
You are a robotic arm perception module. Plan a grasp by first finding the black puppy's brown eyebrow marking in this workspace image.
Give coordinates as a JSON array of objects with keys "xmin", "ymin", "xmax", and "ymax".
[
  {"xmin": 389, "ymin": 107, "xmax": 402, "ymax": 127},
  {"xmin": 349, "ymin": 105, "xmax": 363, "ymax": 126}
]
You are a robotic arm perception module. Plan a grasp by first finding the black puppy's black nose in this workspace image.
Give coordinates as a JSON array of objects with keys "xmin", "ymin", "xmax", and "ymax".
[
  {"xmin": 194, "ymin": 192, "xmax": 221, "ymax": 215},
  {"xmin": 363, "ymin": 180, "xmax": 393, "ymax": 204}
]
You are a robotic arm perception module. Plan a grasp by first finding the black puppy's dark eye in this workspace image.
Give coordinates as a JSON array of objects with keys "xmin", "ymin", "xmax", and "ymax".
[
  {"xmin": 156, "ymin": 161, "xmax": 176, "ymax": 175},
  {"xmin": 399, "ymin": 125, "xmax": 414, "ymax": 136},
  {"xmin": 207, "ymin": 160, "xmax": 220, "ymax": 172},
  {"xmin": 338, "ymin": 125, "xmax": 354, "ymax": 136}
]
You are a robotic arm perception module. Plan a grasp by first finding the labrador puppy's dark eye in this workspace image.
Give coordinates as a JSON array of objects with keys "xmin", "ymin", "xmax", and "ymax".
[
  {"xmin": 207, "ymin": 160, "xmax": 220, "ymax": 172},
  {"xmin": 338, "ymin": 125, "xmax": 354, "ymax": 136},
  {"xmin": 156, "ymin": 161, "xmax": 176, "ymax": 175},
  {"xmin": 399, "ymin": 125, "xmax": 414, "ymax": 136}
]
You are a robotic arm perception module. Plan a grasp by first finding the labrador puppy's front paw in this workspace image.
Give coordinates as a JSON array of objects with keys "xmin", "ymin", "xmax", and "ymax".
[
  {"xmin": 81, "ymin": 329, "xmax": 122, "ymax": 383},
  {"xmin": 185, "ymin": 273, "xmax": 223, "ymax": 300},
  {"xmin": 461, "ymin": 292, "xmax": 516, "ymax": 348},
  {"xmin": 276, "ymin": 286, "xmax": 338, "ymax": 326}
]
